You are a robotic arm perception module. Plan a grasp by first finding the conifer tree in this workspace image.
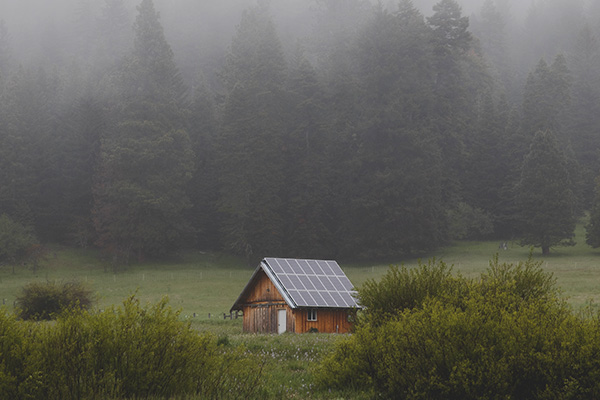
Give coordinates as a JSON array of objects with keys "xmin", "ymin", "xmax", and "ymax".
[
  {"xmin": 569, "ymin": 26, "xmax": 600, "ymax": 205},
  {"xmin": 521, "ymin": 56, "xmax": 572, "ymax": 155},
  {"xmin": 427, "ymin": 0, "xmax": 491, "ymax": 219},
  {"xmin": 586, "ymin": 177, "xmax": 600, "ymax": 248},
  {"xmin": 93, "ymin": 0, "xmax": 193, "ymax": 263},
  {"xmin": 282, "ymin": 46, "xmax": 333, "ymax": 258},
  {"xmin": 216, "ymin": 3, "xmax": 287, "ymax": 262},
  {"xmin": 338, "ymin": 2, "xmax": 446, "ymax": 258},
  {"xmin": 515, "ymin": 130, "xmax": 576, "ymax": 254},
  {"xmin": 187, "ymin": 74, "xmax": 219, "ymax": 250}
]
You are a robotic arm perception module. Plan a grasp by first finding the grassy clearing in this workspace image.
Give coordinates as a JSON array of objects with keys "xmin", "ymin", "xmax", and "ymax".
[
  {"xmin": 0, "ymin": 248, "xmax": 254, "ymax": 319},
  {"xmin": 340, "ymin": 223, "xmax": 600, "ymax": 309},
  {"xmin": 2, "ymin": 224, "xmax": 600, "ymax": 398},
  {"xmin": 3, "ymin": 224, "xmax": 599, "ymax": 316}
]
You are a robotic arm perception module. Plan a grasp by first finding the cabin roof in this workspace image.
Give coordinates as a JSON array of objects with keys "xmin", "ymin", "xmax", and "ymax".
[{"xmin": 231, "ymin": 257, "xmax": 360, "ymax": 311}]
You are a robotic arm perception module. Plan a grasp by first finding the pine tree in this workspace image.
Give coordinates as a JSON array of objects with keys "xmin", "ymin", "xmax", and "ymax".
[
  {"xmin": 282, "ymin": 46, "xmax": 333, "ymax": 258},
  {"xmin": 521, "ymin": 55, "xmax": 572, "ymax": 143},
  {"xmin": 93, "ymin": 0, "xmax": 193, "ymax": 263},
  {"xmin": 216, "ymin": 3, "xmax": 287, "ymax": 262},
  {"xmin": 515, "ymin": 130, "xmax": 576, "ymax": 254},
  {"xmin": 462, "ymin": 92, "xmax": 512, "ymax": 237},
  {"xmin": 62, "ymin": 97, "xmax": 105, "ymax": 247},
  {"xmin": 336, "ymin": 1, "xmax": 446, "ymax": 258},
  {"xmin": 187, "ymin": 73, "xmax": 219, "ymax": 250},
  {"xmin": 427, "ymin": 0, "xmax": 492, "ymax": 217},
  {"xmin": 586, "ymin": 177, "xmax": 600, "ymax": 248},
  {"xmin": 0, "ymin": 67, "xmax": 58, "ymax": 236},
  {"xmin": 569, "ymin": 26, "xmax": 600, "ymax": 206},
  {"xmin": 473, "ymin": 0, "xmax": 514, "ymax": 95}
]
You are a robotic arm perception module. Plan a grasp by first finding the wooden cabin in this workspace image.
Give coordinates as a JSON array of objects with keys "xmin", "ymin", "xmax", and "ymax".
[{"xmin": 230, "ymin": 258, "xmax": 360, "ymax": 334}]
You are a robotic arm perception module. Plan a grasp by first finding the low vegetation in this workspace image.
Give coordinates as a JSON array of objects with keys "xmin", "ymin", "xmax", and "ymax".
[
  {"xmin": 317, "ymin": 257, "xmax": 600, "ymax": 399},
  {"xmin": 3, "ymin": 236, "xmax": 600, "ymax": 398},
  {"xmin": 0, "ymin": 296, "xmax": 265, "ymax": 400},
  {"xmin": 15, "ymin": 280, "xmax": 94, "ymax": 320}
]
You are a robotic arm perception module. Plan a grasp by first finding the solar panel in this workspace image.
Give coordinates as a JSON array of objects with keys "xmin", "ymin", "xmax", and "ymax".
[{"xmin": 263, "ymin": 258, "xmax": 359, "ymax": 309}]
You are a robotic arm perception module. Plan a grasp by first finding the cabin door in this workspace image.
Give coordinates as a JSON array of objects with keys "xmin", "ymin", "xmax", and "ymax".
[{"xmin": 277, "ymin": 309, "xmax": 286, "ymax": 334}]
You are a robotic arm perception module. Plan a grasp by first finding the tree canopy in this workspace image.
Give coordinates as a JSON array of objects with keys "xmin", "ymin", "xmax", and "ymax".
[{"xmin": 1, "ymin": 0, "xmax": 600, "ymax": 263}]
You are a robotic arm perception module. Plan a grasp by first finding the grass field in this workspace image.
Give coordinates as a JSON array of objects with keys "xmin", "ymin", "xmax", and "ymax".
[
  {"xmin": 2, "ymin": 224, "xmax": 600, "ymax": 398},
  {"xmin": 3, "ymin": 224, "xmax": 600, "ymax": 316}
]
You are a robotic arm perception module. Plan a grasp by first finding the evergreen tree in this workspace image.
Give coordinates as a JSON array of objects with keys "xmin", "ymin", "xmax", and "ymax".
[
  {"xmin": 472, "ymin": 0, "xmax": 514, "ymax": 96},
  {"xmin": 216, "ymin": 3, "xmax": 287, "ymax": 262},
  {"xmin": 515, "ymin": 130, "xmax": 576, "ymax": 255},
  {"xmin": 462, "ymin": 92, "xmax": 512, "ymax": 237},
  {"xmin": 569, "ymin": 26, "xmax": 600, "ymax": 206},
  {"xmin": 521, "ymin": 56, "xmax": 572, "ymax": 142},
  {"xmin": 0, "ymin": 67, "xmax": 59, "ymax": 237},
  {"xmin": 93, "ymin": 0, "xmax": 193, "ymax": 263},
  {"xmin": 282, "ymin": 45, "xmax": 333, "ymax": 258},
  {"xmin": 585, "ymin": 177, "xmax": 600, "ymax": 248},
  {"xmin": 337, "ymin": 2, "xmax": 446, "ymax": 258},
  {"xmin": 427, "ymin": 0, "xmax": 489, "ymax": 208},
  {"xmin": 62, "ymin": 97, "xmax": 105, "ymax": 247},
  {"xmin": 187, "ymin": 73, "xmax": 219, "ymax": 250}
]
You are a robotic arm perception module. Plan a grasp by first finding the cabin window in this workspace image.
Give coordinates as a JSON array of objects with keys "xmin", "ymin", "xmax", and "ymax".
[{"xmin": 307, "ymin": 309, "xmax": 317, "ymax": 321}]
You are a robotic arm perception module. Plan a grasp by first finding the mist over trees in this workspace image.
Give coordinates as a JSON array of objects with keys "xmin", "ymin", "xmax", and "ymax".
[{"xmin": 1, "ymin": 0, "xmax": 600, "ymax": 263}]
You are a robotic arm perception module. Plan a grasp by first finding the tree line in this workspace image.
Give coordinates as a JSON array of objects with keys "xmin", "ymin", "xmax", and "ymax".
[{"xmin": 1, "ymin": 0, "xmax": 600, "ymax": 265}]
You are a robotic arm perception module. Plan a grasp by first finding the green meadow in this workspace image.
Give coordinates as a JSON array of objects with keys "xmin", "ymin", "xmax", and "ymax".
[
  {"xmin": 3, "ymin": 224, "xmax": 600, "ymax": 317},
  {"xmin": 2, "ymin": 224, "xmax": 600, "ymax": 398}
]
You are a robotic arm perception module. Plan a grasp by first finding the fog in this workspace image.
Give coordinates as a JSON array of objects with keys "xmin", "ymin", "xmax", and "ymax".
[
  {"xmin": 1, "ymin": 0, "xmax": 600, "ymax": 262},
  {"xmin": 1, "ymin": 0, "xmax": 595, "ymax": 87}
]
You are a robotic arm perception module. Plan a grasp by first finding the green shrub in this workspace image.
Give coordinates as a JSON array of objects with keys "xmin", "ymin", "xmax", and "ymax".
[
  {"xmin": 316, "ymin": 257, "xmax": 600, "ymax": 399},
  {"xmin": 479, "ymin": 254, "xmax": 559, "ymax": 303},
  {"xmin": 0, "ymin": 296, "xmax": 266, "ymax": 400},
  {"xmin": 15, "ymin": 281, "xmax": 94, "ymax": 320},
  {"xmin": 357, "ymin": 258, "xmax": 470, "ymax": 324},
  {"xmin": 0, "ymin": 309, "xmax": 44, "ymax": 399}
]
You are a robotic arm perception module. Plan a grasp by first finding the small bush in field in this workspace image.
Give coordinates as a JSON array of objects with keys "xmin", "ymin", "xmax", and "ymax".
[{"xmin": 15, "ymin": 281, "xmax": 94, "ymax": 320}]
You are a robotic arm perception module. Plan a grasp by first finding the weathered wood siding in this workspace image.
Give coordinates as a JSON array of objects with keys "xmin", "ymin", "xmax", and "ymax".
[
  {"xmin": 244, "ymin": 269, "xmax": 285, "ymax": 304},
  {"xmin": 293, "ymin": 308, "xmax": 353, "ymax": 334},
  {"xmin": 238, "ymin": 269, "xmax": 354, "ymax": 334},
  {"xmin": 241, "ymin": 270, "xmax": 289, "ymax": 333}
]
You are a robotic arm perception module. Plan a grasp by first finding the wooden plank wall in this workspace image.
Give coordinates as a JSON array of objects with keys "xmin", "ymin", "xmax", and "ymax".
[
  {"xmin": 245, "ymin": 270, "xmax": 284, "ymax": 303},
  {"xmin": 241, "ymin": 270, "xmax": 290, "ymax": 333},
  {"xmin": 293, "ymin": 308, "xmax": 353, "ymax": 334},
  {"xmin": 239, "ymin": 268, "xmax": 353, "ymax": 334}
]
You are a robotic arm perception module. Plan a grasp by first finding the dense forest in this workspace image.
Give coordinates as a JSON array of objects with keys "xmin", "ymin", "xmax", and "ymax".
[{"xmin": 1, "ymin": 0, "xmax": 600, "ymax": 264}]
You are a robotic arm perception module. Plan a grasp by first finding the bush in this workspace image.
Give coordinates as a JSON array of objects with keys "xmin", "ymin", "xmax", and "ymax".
[
  {"xmin": 15, "ymin": 281, "xmax": 94, "ymax": 320},
  {"xmin": 0, "ymin": 309, "xmax": 43, "ymax": 399},
  {"xmin": 316, "ymin": 257, "xmax": 600, "ymax": 399},
  {"xmin": 0, "ymin": 296, "xmax": 266, "ymax": 400},
  {"xmin": 358, "ymin": 258, "xmax": 470, "ymax": 325},
  {"xmin": 479, "ymin": 254, "xmax": 559, "ymax": 303}
]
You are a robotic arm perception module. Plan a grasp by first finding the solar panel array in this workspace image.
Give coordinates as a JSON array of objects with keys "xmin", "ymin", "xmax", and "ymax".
[{"xmin": 263, "ymin": 258, "xmax": 359, "ymax": 309}]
